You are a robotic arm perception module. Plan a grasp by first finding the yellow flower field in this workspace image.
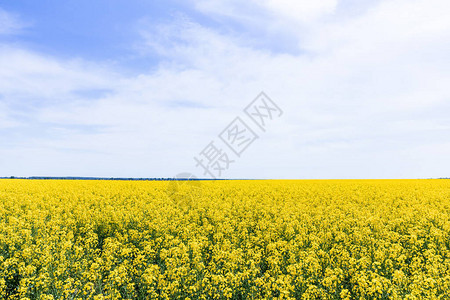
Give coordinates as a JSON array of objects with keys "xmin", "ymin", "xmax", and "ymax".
[{"xmin": 1, "ymin": 179, "xmax": 450, "ymax": 299}]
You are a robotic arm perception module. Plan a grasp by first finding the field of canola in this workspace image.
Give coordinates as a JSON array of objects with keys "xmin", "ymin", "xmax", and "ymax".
[{"xmin": 1, "ymin": 179, "xmax": 450, "ymax": 300}]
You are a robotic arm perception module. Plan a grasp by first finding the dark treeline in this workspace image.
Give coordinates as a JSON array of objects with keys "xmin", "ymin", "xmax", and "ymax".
[{"xmin": 0, "ymin": 176, "xmax": 223, "ymax": 181}]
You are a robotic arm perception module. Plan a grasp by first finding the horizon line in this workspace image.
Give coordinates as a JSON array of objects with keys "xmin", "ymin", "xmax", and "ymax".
[{"xmin": 1, "ymin": 176, "xmax": 448, "ymax": 181}]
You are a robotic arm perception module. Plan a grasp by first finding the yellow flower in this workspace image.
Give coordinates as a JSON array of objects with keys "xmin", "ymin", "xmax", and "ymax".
[{"xmin": 0, "ymin": 179, "xmax": 449, "ymax": 299}]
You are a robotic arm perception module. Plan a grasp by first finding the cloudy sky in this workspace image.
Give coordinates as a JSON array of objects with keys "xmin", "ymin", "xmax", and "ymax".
[{"xmin": 0, "ymin": 0, "xmax": 449, "ymax": 179}]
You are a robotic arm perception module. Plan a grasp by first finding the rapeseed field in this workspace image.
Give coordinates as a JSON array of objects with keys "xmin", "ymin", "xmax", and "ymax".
[{"xmin": 1, "ymin": 179, "xmax": 450, "ymax": 299}]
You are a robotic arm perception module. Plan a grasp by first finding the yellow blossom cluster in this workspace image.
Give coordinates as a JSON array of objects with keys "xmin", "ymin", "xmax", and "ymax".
[{"xmin": 1, "ymin": 179, "xmax": 450, "ymax": 299}]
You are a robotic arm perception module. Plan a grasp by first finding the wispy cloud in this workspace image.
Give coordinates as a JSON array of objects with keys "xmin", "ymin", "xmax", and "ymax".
[
  {"xmin": 193, "ymin": 0, "xmax": 338, "ymax": 23},
  {"xmin": 0, "ymin": 8, "xmax": 26, "ymax": 35},
  {"xmin": 1, "ymin": 0, "xmax": 449, "ymax": 178}
]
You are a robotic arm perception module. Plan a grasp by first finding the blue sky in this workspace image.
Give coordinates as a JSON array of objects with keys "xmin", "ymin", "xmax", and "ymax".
[
  {"xmin": 0, "ymin": 0, "xmax": 449, "ymax": 178},
  {"xmin": 1, "ymin": 0, "xmax": 183, "ymax": 70}
]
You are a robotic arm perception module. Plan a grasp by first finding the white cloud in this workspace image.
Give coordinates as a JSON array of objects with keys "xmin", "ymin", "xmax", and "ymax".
[
  {"xmin": 0, "ymin": 102, "xmax": 20, "ymax": 129},
  {"xmin": 1, "ymin": 0, "xmax": 450, "ymax": 178},
  {"xmin": 192, "ymin": 0, "xmax": 338, "ymax": 23},
  {"xmin": 0, "ymin": 8, "xmax": 25, "ymax": 35},
  {"xmin": 262, "ymin": 0, "xmax": 338, "ymax": 22},
  {"xmin": 0, "ymin": 46, "xmax": 115, "ymax": 101}
]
